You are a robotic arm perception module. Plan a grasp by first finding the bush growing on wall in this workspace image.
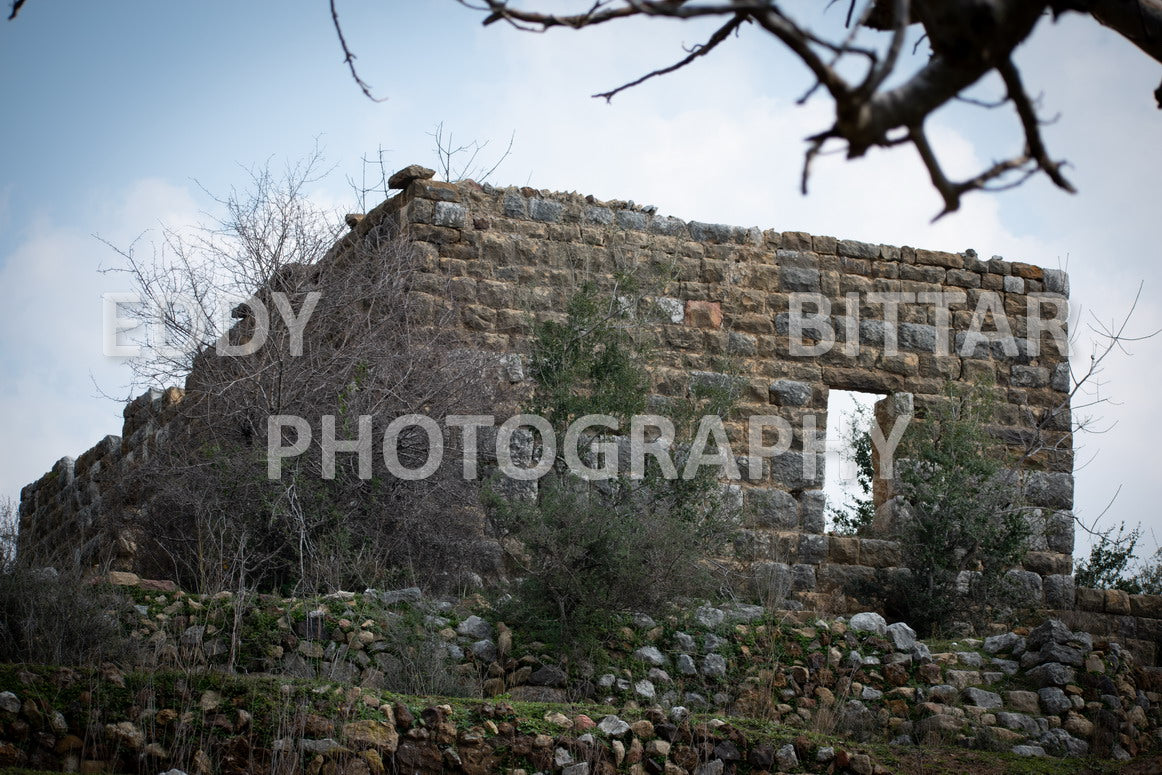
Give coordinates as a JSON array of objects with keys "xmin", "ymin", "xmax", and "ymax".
[
  {"xmin": 886, "ymin": 382, "xmax": 1031, "ymax": 635},
  {"xmin": 489, "ymin": 278, "xmax": 738, "ymax": 638}
]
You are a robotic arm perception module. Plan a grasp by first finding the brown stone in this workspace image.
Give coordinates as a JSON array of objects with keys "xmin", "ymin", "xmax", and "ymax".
[
  {"xmin": 1105, "ymin": 589, "xmax": 1132, "ymax": 615},
  {"xmin": 387, "ymin": 164, "xmax": 435, "ymax": 189},
  {"xmin": 828, "ymin": 537, "xmax": 860, "ymax": 564},
  {"xmin": 1074, "ymin": 586, "xmax": 1105, "ymax": 612},
  {"xmin": 684, "ymin": 300, "xmax": 723, "ymax": 329},
  {"xmin": 1130, "ymin": 594, "xmax": 1162, "ymax": 619}
]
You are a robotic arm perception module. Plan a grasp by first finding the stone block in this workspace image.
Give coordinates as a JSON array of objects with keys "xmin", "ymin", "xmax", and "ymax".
[
  {"xmin": 746, "ymin": 488, "xmax": 799, "ymax": 530},
  {"xmin": 685, "ymin": 300, "xmax": 723, "ymax": 329},
  {"xmin": 1129, "ymin": 594, "xmax": 1162, "ymax": 619},
  {"xmin": 1105, "ymin": 589, "xmax": 1131, "ymax": 615},
  {"xmin": 858, "ymin": 539, "xmax": 900, "ymax": 568},
  {"xmin": 829, "ymin": 536, "xmax": 860, "ymax": 564},
  {"xmin": 1073, "ymin": 587, "xmax": 1105, "ymax": 612}
]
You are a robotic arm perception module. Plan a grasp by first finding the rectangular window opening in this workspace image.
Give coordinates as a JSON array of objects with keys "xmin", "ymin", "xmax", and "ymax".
[{"xmin": 824, "ymin": 389, "xmax": 886, "ymax": 534}]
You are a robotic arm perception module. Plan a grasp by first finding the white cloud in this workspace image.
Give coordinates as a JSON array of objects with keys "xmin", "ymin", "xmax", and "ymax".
[{"xmin": 0, "ymin": 178, "xmax": 201, "ymax": 507}]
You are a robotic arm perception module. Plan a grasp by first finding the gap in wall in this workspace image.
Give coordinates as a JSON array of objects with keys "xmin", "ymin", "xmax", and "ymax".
[{"xmin": 823, "ymin": 388, "xmax": 886, "ymax": 533}]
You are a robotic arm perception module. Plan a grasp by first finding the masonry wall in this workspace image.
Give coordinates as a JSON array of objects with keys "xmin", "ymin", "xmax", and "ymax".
[{"xmin": 20, "ymin": 168, "xmax": 1078, "ymax": 613}]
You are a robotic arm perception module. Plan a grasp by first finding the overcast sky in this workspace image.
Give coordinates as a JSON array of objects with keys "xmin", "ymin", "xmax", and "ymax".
[{"xmin": 1, "ymin": 2, "xmax": 1160, "ymax": 560}]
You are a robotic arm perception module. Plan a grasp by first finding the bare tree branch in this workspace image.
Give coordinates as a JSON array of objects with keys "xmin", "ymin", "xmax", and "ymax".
[
  {"xmin": 593, "ymin": 14, "xmax": 747, "ymax": 102},
  {"xmin": 330, "ymin": 0, "xmax": 386, "ymax": 103}
]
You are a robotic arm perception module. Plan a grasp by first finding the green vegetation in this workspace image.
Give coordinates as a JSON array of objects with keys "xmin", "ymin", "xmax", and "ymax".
[
  {"xmin": 886, "ymin": 382, "xmax": 1031, "ymax": 635},
  {"xmin": 489, "ymin": 277, "xmax": 738, "ymax": 642}
]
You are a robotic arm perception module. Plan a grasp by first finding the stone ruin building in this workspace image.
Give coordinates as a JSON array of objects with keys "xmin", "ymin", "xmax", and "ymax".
[{"xmin": 17, "ymin": 164, "xmax": 1162, "ymax": 663}]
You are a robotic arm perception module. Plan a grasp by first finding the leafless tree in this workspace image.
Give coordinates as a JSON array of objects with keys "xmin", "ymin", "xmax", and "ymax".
[{"xmin": 104, "ymin": 153, "xmax": 514, "ymax": 594}]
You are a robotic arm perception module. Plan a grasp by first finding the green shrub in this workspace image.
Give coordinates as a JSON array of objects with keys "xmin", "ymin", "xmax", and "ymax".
[
  {"xmin": 886, "ymin": 382, "xmax": 1030, "ymax": 635},
  {"xmin": 490, "ymin": 278, "xmax": 738, "ymax": 639}
]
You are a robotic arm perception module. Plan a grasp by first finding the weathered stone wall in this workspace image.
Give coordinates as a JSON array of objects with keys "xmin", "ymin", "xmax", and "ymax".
[
  {"xmin": 354, "ymin": 168, "xmax": 1077, "ymax": 611},
  {"xmin": 19, "ymin": 167, "xmax": 1078, "ymax": 611},
  {"xmin": 17, "ymin": 387, "xmax": 185, "ymax": 570}
]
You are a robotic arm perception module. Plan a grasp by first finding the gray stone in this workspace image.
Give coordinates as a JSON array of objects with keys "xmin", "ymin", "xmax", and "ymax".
[
  {"xmin": 956, "ymin": 651, "xmax": 984, "ymax": 668},
  {"xmin": 1012, "ymin": 745, "xmax": 1046, "ymax": 757},
  {"xmin": 677, "ymin": 654, "xmax": 698, "ymax": 675},
  {"xmin": 562, "ymin": 763, "xmax": 590, "ymax": 775},
  {"xmin": 634, "ymin": 646, "xmax": 667, "ymax": 667},
  {"xmin": 727, "ymin": 331, "xmax": 756, "ymax": 356},
  {"xmin": 774, "ymin": 743, "xmax": 798, "ymax": 770},
  {"xmin": 528, "ymin": 665, "xmax": 567, "ymax": 687},
  {"xmin": 724, "ymin": 603, "xmax": 765, "ymax": 623},
  {"xmin": 838, "ymin": 239, "xmax": 879, "ymax": 259},
  {"xmin": 583, "ymin": 205, "xmax": 613, "ymax": 225},
  {"xmin": 598, "ymin": 715, "xmax": 630, "ymax": 736},
  {"xmin": 983, "ymin": 632, "xmax": 1026, "ymax": 655},
  {"xmin": 769, "ymin": 451, "xmax": 825, "ymax": 489},
  {"xmin": 0, "ymin": 691, "xmax": 18, "ymax": 714},
  {"xmin": 502, "ymin": 190, "xmax": 527, "ymax": 218},
  {"xmin": 694, "ymin": 761, "xmax": 724, "ymax": 775},
  {"xmin": 1043, "ymin": 574, "xmax": 1076, "ymax": 608},
  {"xmin": 861, "ymin": 685, "xmax": 883, "ymax": 701},
  {"xmin": 615, "ymin": 210, "xmax": 648, "ymax": 230},
  {"xmin": 799, "ymin": 534, "xmax": 828, "ymax": 564},
  {"xmin": 1043, "ymin": 269, "xmax": 1070, "ymax": 296},
  {"xmin": 1027, "ymin": 619, "xmax": 1074, "ymax": 649},
  {"xmin": 1038, "ymin": 687, "xmax": 1071, "ymax": 715},
  {"xmin": 703, "ymin": 633, "xmax": 725, "ymax": 652},
  {"xmin": 1004, "ymin": 569, "xmax": 1043, "ymax": 603},
  {"xmin": 1034, "ymin": 641, "xmax": 1086, "ymax": 668},
  {"xmin": 962, "ymin": 687, "xmax": 1003, "ymax": 709},
  {"xmin": 702, "ymin": 654, "xmax": 728, "ymax": 678},
  {"xmin": 1024, "ymin": 471, "xmax": 1073, "ymax": 510},
  {"xmin": 528, "ymin": 198, "xmax": 563, "ymax": 222},
  {"xmin": 1045, "ymin": 510, "xmax": 1075, "ymax": 554},
  {"xmin": 769, "ymin": 380, "xmax": 812, "ymax": 407},
  {"xmin": 456, "ymin": 615, "xmax": 493, "ymax": 640},
  {"xmin": 634, "ymin": 679, "xmax": 656, "ymax": 699},
  {"xmin": 689, "ymin": 221, "xmax": 734, "ymax": 243},
  {"xmin": 996, "ymin": 712, "xmax": 1041, "ymax": 736},
  {"xmin": 849, "ymin": 612, "xmax": 888, "ymax": 637},
  {"xmin": 791, "ymin": 563, "xmax": 817, "ymax": 591},
  {"xmin": 674, "ymin": 631, "xmax": 696, "ymax": 652},
  {"xmin": 886, "ymin": 622, "xmax": 917, "ymax": 652},
  {"xmin": 648, "ymin": 215, "xmax": 687, "ymax": 237},
  {"xmin": 470, "ymin": 639, "xmax": 497, "ymax": 662},
  {"xmin": 432, "ymin": 201, "xmax": 467, "ymax": 228},
  {"xmin": 1038, "ymin": 728, "xmax": 1088, "ymax": 757},
  {"xmin": 1011, "ymin": 365, "xmax": 1049, "ymax": 388},
  {"xmin": 1004, "ymin": 275, "xmax": 1024, "ymax": 293},
  {"xmin": 1027, "ymin": 662, "xmax": 1076, "ymax": 687},
  {"xmin": 991, "ymin": 658, "xmax": 1019, "ymax": 676},
  {"xmin": 695, "ymin": 606, "xmax": 725, "ymax": 629},
  {"xmin": 367, "ymin": 586, "xmax": 422, "ymax": 605},
  {"xmin": 655, "ymin": 297, "xmax": 684, "ymax": 323},
  {"xmin": 780, "ymin": 266, "xmax": 820, "ymax": 292},
  {"xmin": 898, "ymin": 322, "xmax": 937, "ymax": 352},
  {"xmin": 748, "ymin": 488, "xmax": 799, "ymax": 529},
  {"xmin": 800, "ymin": 490, "xmax": 826, "ymax": 533}
]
